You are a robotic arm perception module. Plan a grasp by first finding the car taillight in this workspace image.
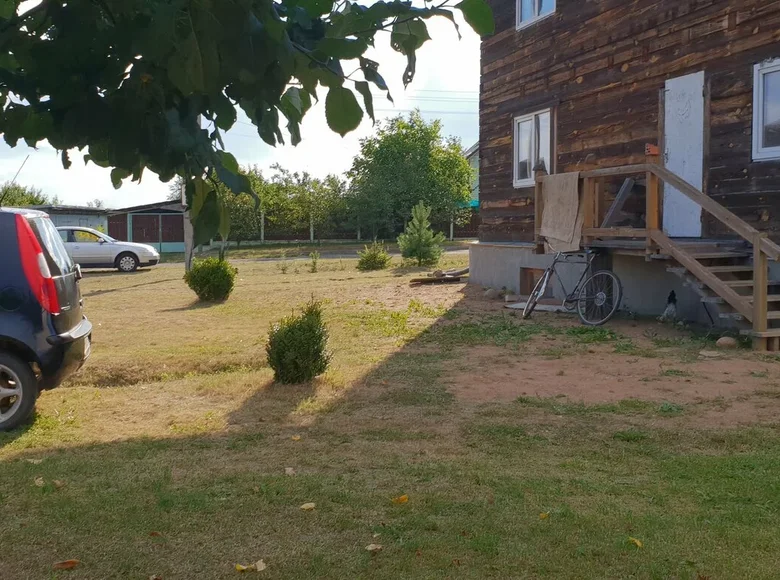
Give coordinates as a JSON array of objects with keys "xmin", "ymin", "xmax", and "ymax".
[{"xmin": 15, "ymin": 214, "xmax": 61, "ymax": 314}]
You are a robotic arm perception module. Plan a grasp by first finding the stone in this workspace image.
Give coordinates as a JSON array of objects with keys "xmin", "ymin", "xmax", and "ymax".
[
  {"xmin": 504, "ymin": 294, "xmax": 519, "ymax": 303},
  {"xmin": 699, "ymin": 350, "xmax": 722, "ymax": 359},
  {"xmin": 483, "ymin": 288, "xmax": 501, "ymax": 300},
  {"xmin": 716, "ymin": 336, "xmax": 738, "ymax": 349}
]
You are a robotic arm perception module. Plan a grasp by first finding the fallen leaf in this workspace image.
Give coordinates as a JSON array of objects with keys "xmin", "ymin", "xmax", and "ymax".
[
  {"xmin": 391, "ymin": 494, "xmax": 409, "ymax": 505},
  {"xmin": 415, "ymin": 549, "xmax": 422, "ymax": 558},
  {"xmin": 34, "ymin": 477, "xmax": 45, "ymax": 487},
  {"xmin": 53, "ymin": 480, "xmax": 66, "ymax": 489},
  {"xmin": 53, "ymin": 560, "xmax": 80, "ymax": 570},
  {"xmin": 25, "ymin": 458, "xmax": 43, "ymax": 465},
  {"xmin": 300, "ymin": 502, "xmax": 316, "ymax": 511},
  {"xmin": 149, "ymin": 531, "xmax": 163, "ymax": 537},
  {"xmin": 452, "ymin": 558, "xmax": 461, "ymax": 567},
  {"xmin": 487, "ymin": 493, "xmax": 495, "ymax": 505},
  {"xmin": 284, "ymin": 467, "xmax": 296, "ymax": 476},
  {"xmin": 235, "ymin": 563, "xmax": 252, "ymax": 572},
  {"xmin": 291, "ymin": 435, "xmax": 301, "ymax": 441},
  {"xmin": 629, "ymin": 537, "xmax": 643, "ymax": 548},
  {"xmin": 149, "ymin": 575, "xmax": 163, "ymax": 580},
  {"xmin": 365, "ymin": 544, "xmax": 383, "ymax": 553},
  {"xmin": 372, "ymin": 533, "xmax": 381, "ymax": 539},
  {"xmin": 539, "ymin": 512, "xmax": 550, "ymax": 520},
  {"xmin": 255, "ymin": 559, "xmax": 267, "ymax": 572}
]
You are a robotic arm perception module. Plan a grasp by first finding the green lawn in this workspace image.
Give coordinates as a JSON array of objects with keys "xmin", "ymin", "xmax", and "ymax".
[{"xmin": 1, "ymin": 257, "xmax": 779, "ymax": 579}]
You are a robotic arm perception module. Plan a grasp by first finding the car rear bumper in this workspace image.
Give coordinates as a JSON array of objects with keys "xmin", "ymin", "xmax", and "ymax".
[{"xmin": 39, "ymin": 317, "xmax": 92, "ymax": 390}]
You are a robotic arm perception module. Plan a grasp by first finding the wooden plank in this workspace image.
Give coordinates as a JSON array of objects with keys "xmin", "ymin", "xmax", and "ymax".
[
  {"xmin": 582, "ymin": 177, "xmax": 595, "ymax": 246},
  {"xmin": 601, "ymin": 178, "xmax": 636, "ymax": 228},
  {"xmin": 593, "ymin": 177, "xmax": 603, "ymax": 230},
  {"xmin": 753, "ymin": 233, "xmax": 769, "ymax": 341},
  {"xmin": 706, "ymin": 265, "xmax": 755, "ymax": 273},
  {"xmin": 580, "ymin": 164, "xmax": 650, "ymax": 178},
  {"xmin": 533, "ymin": 165, "xmax": 548, "ymax": 254},
  {"xmin": 651, "ymin": 230, "xmax": 753, "ymax": 320},
  {"xmin": 582, "ymin": 228, "xmax": 647, "ymax": 237}
]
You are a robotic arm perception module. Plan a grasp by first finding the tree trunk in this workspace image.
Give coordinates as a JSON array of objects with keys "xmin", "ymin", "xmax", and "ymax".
[
  {"xmin": 260, "ymin": 209, "xmax": 265, "ymax": 243},
  {"xmin": 449, "ymin": 219, "xmax": 454, "ymax": 241},
  {"xmin": 309, "ymin": 212, "xmax": 314, "ymax": 242},
  {"xmin": 357, "ymin": 226, "xmax": 361, "ymax": 241}
]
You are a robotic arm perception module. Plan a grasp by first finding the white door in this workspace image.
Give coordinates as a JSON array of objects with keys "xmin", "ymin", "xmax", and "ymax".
[{"xmin": 663, "ymin": 71, "xmax": 705, "ymax": 237}]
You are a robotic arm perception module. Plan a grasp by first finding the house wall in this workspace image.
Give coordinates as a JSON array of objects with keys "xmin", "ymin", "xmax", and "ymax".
[
  {"xmin": 480, "ymin": 0, "xmax": 780, "ymax": 242},
  {"xmin": 48, "ymin": 213, "xmax": 108, "ymax": 231},
  {"xmin": 469, "ymin": 244, "xmax": 712, "ymax": 322}
]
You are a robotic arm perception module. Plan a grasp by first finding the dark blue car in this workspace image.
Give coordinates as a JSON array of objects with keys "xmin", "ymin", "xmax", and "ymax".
[{"xmin": 0, "ymin": 208, "xmax": 92, "ymax": 430}]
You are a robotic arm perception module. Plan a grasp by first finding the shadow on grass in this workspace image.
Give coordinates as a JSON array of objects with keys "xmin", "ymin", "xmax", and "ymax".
[
  {"xmin": 83, "ymin": 278, "xmax": 170, "ymax": 298},
  {"xmin": 82, "ymin": 269, "xmax": 153, "ymax": 278}
]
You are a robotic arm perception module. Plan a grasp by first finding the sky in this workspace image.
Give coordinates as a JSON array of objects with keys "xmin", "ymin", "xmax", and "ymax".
[{"xmin": 0, "ymin": 14, "xmax": 480, "ymax": 209}]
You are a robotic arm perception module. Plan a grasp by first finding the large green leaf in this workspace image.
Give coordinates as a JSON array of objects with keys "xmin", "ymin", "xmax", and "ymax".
[
  {"xmin": 325, "ymin": 86, "xmax": 362, "ymax": 137},
  {"xmin": 212, "ymin": 93, "xmax": 237, "ymax": 131},
  {"xmin": 110, "ymin": 168, "xmax": 131, "ymax": 189},
  {"xmin": 316, "ymin": 37, "xmax": 368, "ymax": 60},
  {"xmin": 193, "ymin": 188, "xmax": 220, "ymax": 246},
  {"xmin": 218, "ymin": 196, "xmax": 231, "ymax": 241},
  {"xmin": 166, "ymin": 9, "xmax": 220, "ymax": 95},
  {"xmin": 0, "ymin": 0, "xmax": 15, "ymax": 20},
  {"xmin": 354, "ymin": 81, "xmax": 374, "ymax": 123},
  {"xmin": 216, "ymin": 150, "xmax": 239, "ymax": 174},
  {"xmin": 455, "ymin": 0, "xmax": 495, "ymax": 35}
]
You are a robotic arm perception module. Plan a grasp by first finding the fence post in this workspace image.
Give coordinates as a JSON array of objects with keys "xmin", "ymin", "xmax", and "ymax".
[{"xmin": 645, "ymin": 170, "xmax": 660, "ymax": 258}]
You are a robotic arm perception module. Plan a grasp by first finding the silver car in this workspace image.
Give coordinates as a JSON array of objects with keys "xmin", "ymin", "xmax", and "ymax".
[{"xmin": 57, "ymin": 227, "xmax": 160, "ymax": 272}]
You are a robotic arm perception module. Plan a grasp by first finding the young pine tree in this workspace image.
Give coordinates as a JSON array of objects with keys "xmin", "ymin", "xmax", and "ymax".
[{"xmin": 397, "ymin": 202, "xmax": 447, "ymax": 266}]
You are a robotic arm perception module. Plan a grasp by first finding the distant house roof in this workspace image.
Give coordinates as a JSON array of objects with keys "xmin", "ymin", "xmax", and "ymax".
[
  {"xmin": 110, "ymin": 200, "xmax": 185, "ymax": 215},
  {"xmin": 27, "ymin": 205, "xmax": 108, "ymax": 215},
  {"xmin": 464, "ymin": 142, "xmax": 479, "ymax": 159}
]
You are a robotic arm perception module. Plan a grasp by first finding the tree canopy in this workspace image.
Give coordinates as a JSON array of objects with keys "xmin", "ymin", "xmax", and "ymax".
[
  {"xmin": 0, "ymin": 0, "xmax": 492, "ymax": 243},
  {"xmin": 347, "ymin": 111, "xmax": 472, "ymax": 238},
  {"xmin": 0, "ymin": 181, "xmax": 52, "ymax": 206}
]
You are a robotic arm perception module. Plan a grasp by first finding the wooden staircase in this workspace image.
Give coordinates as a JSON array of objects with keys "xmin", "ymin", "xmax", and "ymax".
[{"xmin": 533, "ymin": 162, "xmax": 780, "ymax": 350}]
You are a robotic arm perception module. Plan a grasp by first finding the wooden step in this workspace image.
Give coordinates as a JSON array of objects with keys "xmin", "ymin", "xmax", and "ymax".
[
  {"xmin": 706, "ymin": 265, "xmax": 754, "ymax": 272},
  {"xmin": 767, "ymin": 312, "xmax": 780, "ymax": 320},
  {"xmin": 725, "ymin": 280, "xmax": 780, "ymax": 288},
  {"xmin": 740, "ymin": 328, "xmax": 780, "ymax": 338},
  {"xmin": 690, "ymin": 252, "xmax": 751, "ymax": 259}
]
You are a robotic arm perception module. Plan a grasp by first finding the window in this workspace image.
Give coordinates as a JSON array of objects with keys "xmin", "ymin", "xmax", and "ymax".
[
  {"xmin": 73, "ymin": 230, "xmax": 101, "ymax": 243},
  {"xmin": 517, "ymin": 0, "xmax": 555, "ymax": 29},
  {"xmin": 754, "ymin": 59, "xmax": 780, "ymax": 161},
  {"xmin": 513, "ymin": 109, "xmax": 552, "ymax": 188}
]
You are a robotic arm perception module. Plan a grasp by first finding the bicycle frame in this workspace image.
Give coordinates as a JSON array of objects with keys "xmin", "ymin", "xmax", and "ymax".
[{"xmin": 541, "ymin": 251, "xmax": 598, "ymax": 306}]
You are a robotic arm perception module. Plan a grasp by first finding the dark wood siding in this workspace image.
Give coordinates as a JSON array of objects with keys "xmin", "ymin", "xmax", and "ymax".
[
  {"xmin": 480, "ymin": 0, "xmax": 780, "ymax": 242},
  {"xmin": 108, "ymin": 214, "xmax": 127, "ymax": 241}
]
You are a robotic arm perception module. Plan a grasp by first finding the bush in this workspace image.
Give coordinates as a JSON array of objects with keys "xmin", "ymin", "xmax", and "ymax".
[
  {"xmin": 357, "ymin": 241, "xmax": 392, "ymax": 271},
  {"xmin": 184, "ymin": 257, "xmax": 237, "ymax": 301},
  {"xmin": 397, "ymin": 202, "xmax": 446, "ymax": 266},
  {"xmin": 267, "ymin": 300, "xmax": 331, "ymax": 384}
]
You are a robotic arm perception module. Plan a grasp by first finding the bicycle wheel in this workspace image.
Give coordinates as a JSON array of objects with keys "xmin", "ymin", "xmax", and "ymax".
[
  {"xmin": 523, "ymin": 270, "xmax": 551, "ymax": 319},
  {"xmin": 577, "ymin": 270, "xmax": 622, "ymax": 326}
]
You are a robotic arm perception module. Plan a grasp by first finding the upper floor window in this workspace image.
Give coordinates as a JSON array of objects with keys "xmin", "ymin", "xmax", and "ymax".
[
  {"xmin": 754, "ymin": 58, "xmax": 780, "ymax": 161},
  {"xmin": 517, "ymin": 0, "xmax": 555, "ymax": 30},
  {"xmin": 514, "ymin": 109, "xmax": 551, "ymax": 188}
]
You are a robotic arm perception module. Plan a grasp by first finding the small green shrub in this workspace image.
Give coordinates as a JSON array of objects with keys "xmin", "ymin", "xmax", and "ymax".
[
  {"xmin": 184, "ymin": 257, "xmax": 237, "ymax": 301},
  {"xmin": 397, "ymin": 202, "xmax": 446, "ymax": 266},
  {"xmin": 309, "ymin": 251, "xmax": 319, "ymax": 273},
  {"xmin": 267, "ymin": 300, "xmax": 331, "ymax": 384},
  {"xmin": 277, "ymin": 250, "xmax": 289, "ymax": 274},
  {"xmin": 357, "ymin": 241, "xmax": 392, "ymax": 271}
]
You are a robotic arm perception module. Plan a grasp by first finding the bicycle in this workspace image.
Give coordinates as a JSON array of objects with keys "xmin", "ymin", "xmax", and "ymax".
[{"xmin": 522, "ymin": 250, "xmax": 623, "ymax": 326}]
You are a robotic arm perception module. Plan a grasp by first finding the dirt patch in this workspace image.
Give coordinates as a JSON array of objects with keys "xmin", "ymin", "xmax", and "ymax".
[{"xmin": 443, "ymin": 344, "xmax": 780, "ymax": 426}]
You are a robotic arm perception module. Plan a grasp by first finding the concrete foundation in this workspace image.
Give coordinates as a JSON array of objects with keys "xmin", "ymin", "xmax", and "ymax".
[{"xmin": 469, "ymin": 242, "xmax": 717, "ymax": 323}]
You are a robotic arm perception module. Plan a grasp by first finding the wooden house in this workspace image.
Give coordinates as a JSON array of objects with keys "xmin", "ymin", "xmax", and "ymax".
[{"xmin": 470, "ymin": 0, "xmax": 780, "ymax": 348}]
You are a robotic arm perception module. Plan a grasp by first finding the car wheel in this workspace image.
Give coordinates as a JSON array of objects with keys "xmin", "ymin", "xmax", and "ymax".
[
  {"xmin": 116, "ymin": 253, "xmax": 139, "ymax": 273},
  {"xmin": 0, "ymin": 352, "xmax": 37, "ymax": 432}
]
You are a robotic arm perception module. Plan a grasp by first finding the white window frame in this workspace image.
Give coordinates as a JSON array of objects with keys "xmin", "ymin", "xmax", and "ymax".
[
  {"xmin": 513, "ymin": 109, "xmax": 551, "ymax": 189},
  {"xmin": 516, "ymin": 0, "xmax": 556, "ymax": 31},
  {"xmin": 753, "ymin": 58, "xmax": 780, "ymax": 162}
]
